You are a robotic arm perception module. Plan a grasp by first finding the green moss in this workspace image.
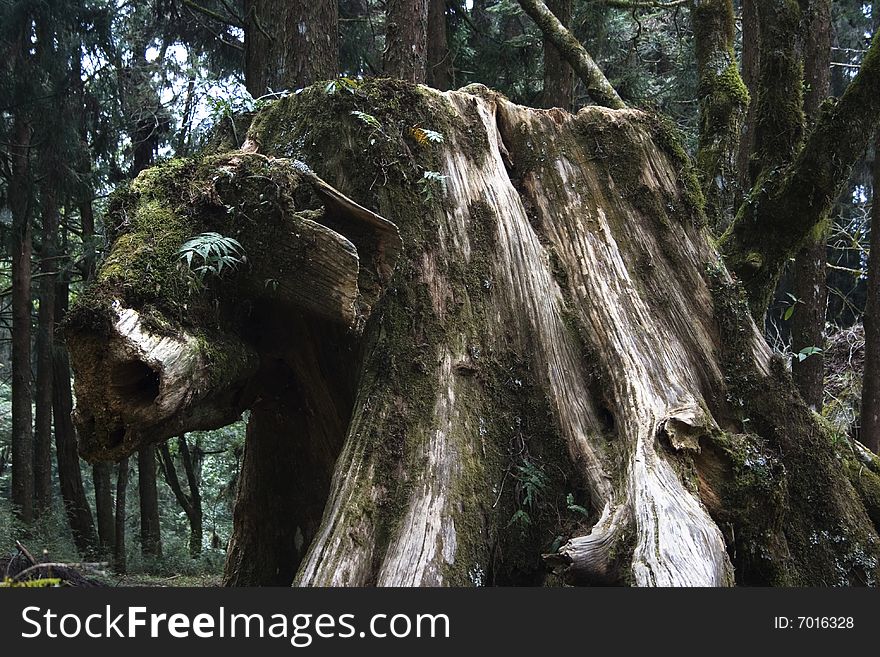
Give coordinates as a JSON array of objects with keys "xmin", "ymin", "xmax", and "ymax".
[{"xmin": 704, "ymin": 261, "xmax": 880, "ymax": 585}]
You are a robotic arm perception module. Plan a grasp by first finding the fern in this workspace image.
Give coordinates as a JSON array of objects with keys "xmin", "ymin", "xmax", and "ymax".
[
  {"xmin": 420, "ymin": 170, "xmax": 449, "ymax": 202},
  {"xmin": 350, "ymin": 110, "xmax": 383, "ymax": 132},
  {"xmin": 178, "ymin": 232, "xmax": 246, "ymax": 281},
  {"xmin": 410, "ymin": 127, "xmax": 444, "ymax": 146},
  {"xmin": 325, "ymin": 77, "xmax": 360, "ymax": 95}
]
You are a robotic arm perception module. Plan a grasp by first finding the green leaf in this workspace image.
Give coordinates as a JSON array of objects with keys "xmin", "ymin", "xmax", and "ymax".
[
  {"xmin": 796, "ymin": 346, "xmax": 822, "ymax": 362},
  {"xmin": 350, "ymin": 110, "xmax": 382, "ymax": 131},
  {"xmin": 783, "ymin": 305, "xmax": 794, "ymax": 321}
]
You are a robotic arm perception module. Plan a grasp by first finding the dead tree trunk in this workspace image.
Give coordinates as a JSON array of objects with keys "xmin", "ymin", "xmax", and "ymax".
[{"xmin": 66, "ymin": 80, "xmax": 880, "ymax": 586}]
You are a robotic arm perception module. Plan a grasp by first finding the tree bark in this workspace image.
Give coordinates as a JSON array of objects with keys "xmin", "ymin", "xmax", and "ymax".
[
  {"xmin": 517, "ymin": 0, "xmax": 625, "ymax": 109},
  {"xmin": 427, "ymin": 0, "xmax": 452, "ymax": 90},
  {"xmin": 66, "ymin": 80, "xmax": 880, "ymax": 586},
  {"xmin": 790, "ymin": 0, "xmax": 831, "ymax": 411},
  {"xmin": 692, "ymin": 0, "xmax": 749, "ymax": 232},
  {"xmin": 539, "ymin": 0, "xmax": 573, "ymax": 111},
  {"xmin": 114, "ymin": 458, "xmax": 129, "ymax": 573},
  {"xmin": 223, "ymin": 321, "xmax": 353, "ymax": 585},
  {"xmin": 10, "ymin": 115, "xmax": 35, "ymax": 526},
  {"xmin": 137, "ymin": 445, "xmax": 163, "ymax": 559},
  {"xmin": 385, "ymin": 0, "xmax": 430, "ymax": 82},
  {"xmin": 53, "ymin": 279, "xmax": 99, "ymax": 557},
  {"xmin": 244, "ymin": 0, "xmax": 338, "ymax": 97}
]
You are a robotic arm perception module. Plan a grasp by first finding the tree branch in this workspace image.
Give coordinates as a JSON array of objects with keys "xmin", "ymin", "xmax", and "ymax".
[
  {"xmin": 180, "ymin": 0, "xmax": 243, "ymax": 28},
  {"xmin": 598, "ymin": 0, "xmax": 687, "ymax": 8},
  {"xmin": 516, "ymin": 0, "xmax": 626, "ymax": 109},
  {"xmin": 721, "ymin": 30, "xmax": 880, "ymax": 318}
]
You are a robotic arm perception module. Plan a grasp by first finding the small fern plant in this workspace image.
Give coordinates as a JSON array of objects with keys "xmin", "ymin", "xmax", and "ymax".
[{"xmin": 178, "ymin": 232, "xmax": 245, "ymax": 289}]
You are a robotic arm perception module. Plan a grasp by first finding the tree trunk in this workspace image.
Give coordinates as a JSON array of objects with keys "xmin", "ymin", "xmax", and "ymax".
[
  {"xmin": 114, "ymin": 458, "xmax": 129, "ymax": 573},
  {"xmin": 34, "ymin": 183, "xmax": 59, "ymax": 517},
  {"xmin": 137, "ymin": 445, "xmax": 162, "ymax": 559},
  {"xmin": 427, "ymin": 0, "xmax": 452, "ymax": 90},
  {"xmin": 157, "ymin": 436, "xmax": 203, "ymax": 558},
  {"xmin": 721, "ymin": 28, "xmax": 880, "ymax": 317},
  {"xmin": 385, "ymin": 0, "xmax": 430, "ymax": 82},
  {"xmin": 539, "ymin": 0, "xmax": 573, "ymax": 111},
  {"xmin": 862, "ymin": 138, "xmax": 880, "ymax": 454},
  {"xmin": 790, "ymin": 0, "xmax": 831, "ymax": 410},
  {"xmin": 244, "ymin": 0, "xmax": 338, "ymax": 97},
  {"xmin": 692, "ymin": 0, "xmax": 749, "ymax": 232},
  {"xmin": 517, "ymin": 0, "xmax": 625, "ymax": 109},
  {"xmin": 177, "ymin": 436, "xmax": 203, "ymax": 557},
  {"xmin": 10, "ymin": 115, "xmax": 34, "ymax": 526},
  {"xmin": 93, "ymin": 464, "xmax": 116, "ymax": 555},
  {"xmin": 67, "ymin": 80, "xmax": 880, "ymax": 586},
  {"xmin": 736, "ymin": 0, "xmax": 759, "ymax": 199},
  {"xmin": 860, "ymin": 5, "xmax": 880, "ymax": 454},
  {"xmin": 53, "ymin": 279, "xmax": 99, "ymax": 557}
]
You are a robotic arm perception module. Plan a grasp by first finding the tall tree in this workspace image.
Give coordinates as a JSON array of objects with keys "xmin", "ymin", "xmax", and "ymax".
[
  {"xmin": 53, "ymin": 276, "xmax": 99, "ymax": 556},
  {"xmin": 692, "ymin": 0, "xmax": 749, "ymax": 232},
  {"xmin": 427, "ymin": 0, "xmax": 452, "ymax": 90},
  {"xmin": 138, "ymin": 446, "xmax": 163, "ymax": 559},
  {"xmin": 790, "ymin": 0, "xmax": 832, "ymax": 410},
  {"xmin": 5, "ymin": 0, "xmax": 36, "ymax": 526},
  {"xmin": 860, "ymin": 3, "xmax": 880, "ymax": 454},
  {"xmin": 114, "ymin": 458, "xmax": 129, "ymax": 573},
  {"xmin": 158, "ymin": 436, "xmax": 203, "ymax": 558},
  {"xmin": 385, "ymin": 0, "xmax": 430, "ymax": 82},
  {"xmin": 539, "ymin": 0, "xmax": 573, "ymax": 110},
  {"xmin": 33, "ymin": 177, "xmax": 60, "ymax": 517},
  {"xmin": 244, "ymin": 0, "xmax": 338, "ymax": 96}
]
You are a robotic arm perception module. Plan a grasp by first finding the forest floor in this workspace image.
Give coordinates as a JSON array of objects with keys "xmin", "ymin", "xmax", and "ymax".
[{"xmin": 97, "ymin": 573, "xmax": 222, "ymax": 587}]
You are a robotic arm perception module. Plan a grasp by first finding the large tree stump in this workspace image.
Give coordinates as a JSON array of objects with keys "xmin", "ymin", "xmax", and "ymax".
[{"xmin": 66, "ymin": 80, "xmax": 880, "ymax": 587}]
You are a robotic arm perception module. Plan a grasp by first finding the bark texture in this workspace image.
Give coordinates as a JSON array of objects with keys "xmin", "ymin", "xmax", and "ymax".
[
  {"xmin": 385, "ymin": 0, "xmax": 430, "ymax": 82},
  {"xmin": 10, "ymin": 114, "xmax": 35, "ymax": 525},
  {"xmin": 539, "ymin": 0, "xmax": 573, "ymax": 111},
  {"xmin": 427, "ymin": 0, "xmax": 452, "ymax": 90},
  {"xmin": 34, "ymin": 183, "xmax": 59, "ymax": 517},
  {"xmin": 244, "ymin": 0, "xmax": 338, "ymax": 96},
  {"xmin": 66, "ymin": 80, "xmax": 880, "ymax": 587}
]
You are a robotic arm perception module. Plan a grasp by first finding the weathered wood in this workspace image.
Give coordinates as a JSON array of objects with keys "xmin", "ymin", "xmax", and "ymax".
[
  {"xmin": 67, "ymin": 79, "xmax": 880, "ymax": 587},
  {"xmin": 67, "ymin": 154, "xmax": 401, "ymax": 460}
]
